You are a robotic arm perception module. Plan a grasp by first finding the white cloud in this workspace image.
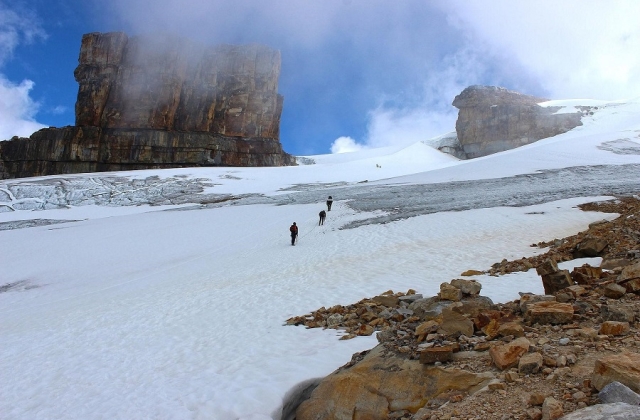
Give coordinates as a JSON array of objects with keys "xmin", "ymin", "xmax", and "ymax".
[
  {"xmin": 330, "ymin": 136, "xmax": 365, "ymax": 154},
  {"xmin": 0, "ymin": 76, "xmax": 45, "ymax": 140},
  {"xmin": 355, "ymin": 46, "xmax": 494, "ymax": 150},
  {"xmin": 0, "ymin": 2, "xmax": 46, "ymax": 66},
  {"xmin": 104, "ymin": 0, "xmax": 640, "ymax": 155},
  {"xmin": 439, "ymin": 0, "xmax": 640, "ymax": 100},
  {"xmin": 0, "ymin": 2, "xmax": 47, "ymax": 140},
  {"xmin": 51, "ymin": 105, "xmax": 67, "ymax": 115}
]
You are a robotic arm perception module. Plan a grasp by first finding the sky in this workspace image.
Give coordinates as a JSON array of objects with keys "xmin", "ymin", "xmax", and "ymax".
[
  {"xmin": 1, "ymin": 0, "xmax": 640, "ymax": 155},
  {"xmin": 2, "ymin": 97, "xmax": 640, "ymax": 418}
]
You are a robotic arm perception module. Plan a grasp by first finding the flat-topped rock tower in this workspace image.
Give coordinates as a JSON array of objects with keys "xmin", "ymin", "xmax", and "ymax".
[{"xmin": 0, "ymin": 32, "xmax": 294, "ymax": 179}]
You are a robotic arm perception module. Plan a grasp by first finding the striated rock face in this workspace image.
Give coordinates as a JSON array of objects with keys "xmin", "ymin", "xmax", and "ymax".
[
  {"xmin": 0, "ymin": 32, "xmax": 293, "ymax": 179},
  {"xmin": 452, "ymin": 86, "xmax": 583, "ymax": 158}
]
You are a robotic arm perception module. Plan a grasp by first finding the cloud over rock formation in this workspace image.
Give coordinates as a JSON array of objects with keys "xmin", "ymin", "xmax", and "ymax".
[{"xmin": 0, "ymin": 32, "xmax": 294, "ymax": 179}]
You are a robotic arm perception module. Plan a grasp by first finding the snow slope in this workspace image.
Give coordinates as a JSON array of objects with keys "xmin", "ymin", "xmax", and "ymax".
[{"xmin": 1, "ymin": 99, "xmax": 640, "ymax": 419}]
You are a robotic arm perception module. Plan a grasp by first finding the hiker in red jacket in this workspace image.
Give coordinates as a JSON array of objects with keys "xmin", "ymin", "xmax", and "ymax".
[{"xmin": 289, "ymin": 222, "xmax": 298, "ymax": 245}]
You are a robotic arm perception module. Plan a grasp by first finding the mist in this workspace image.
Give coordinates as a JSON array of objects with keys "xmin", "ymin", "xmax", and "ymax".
[{"xmin": 4, "ymin": 0, "xmax": 640, "ymax": 154}]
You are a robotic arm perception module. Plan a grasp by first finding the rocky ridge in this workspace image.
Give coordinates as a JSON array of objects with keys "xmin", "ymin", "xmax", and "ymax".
[
  {"xmin": 285, "ymin": 195, "xmax": 640, "ymax": 420},
  {"xmin": 0, "ymin": 32, "xmax": 294, "ymax": 179}
]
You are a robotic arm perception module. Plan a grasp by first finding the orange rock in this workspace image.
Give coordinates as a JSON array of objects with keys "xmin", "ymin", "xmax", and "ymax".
[
  {"xmin": 525, "ymin": 301, "xmax": 574, "ymax": 325},
  {"xmin": 599, "ymin": 321, "xmax": 630, "ymax": 336},
  {"xmin": 489, "ymin": 337, "xmax": 530, "ymax": 370},
  {"xmin": 592, "ymin": 351, "xmax": 640, "ymax": 393}
]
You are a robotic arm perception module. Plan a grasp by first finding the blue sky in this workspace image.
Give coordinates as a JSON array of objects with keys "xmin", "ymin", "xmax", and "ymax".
[{"xmin": 2, "ymin": 1, "xmax": 640, "ymax": 156}]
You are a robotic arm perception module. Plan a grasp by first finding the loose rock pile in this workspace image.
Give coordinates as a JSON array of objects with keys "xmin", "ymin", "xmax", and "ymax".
[
  {"xmin": 286, "ymin": 196, "xmax": 640, "ymax": 420},
  {"xmin": 486, "ymin": 196, "xmax": 640, "ymax": 276}
]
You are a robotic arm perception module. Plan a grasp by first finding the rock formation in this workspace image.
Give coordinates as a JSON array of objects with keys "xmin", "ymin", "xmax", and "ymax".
[
  {"xmin": 0, "ymin": 32, "xmax": 294, "ymax": 179},
  {"xmin": 452, "ymin": 86, "xmax": 583, "ymax": 159}
]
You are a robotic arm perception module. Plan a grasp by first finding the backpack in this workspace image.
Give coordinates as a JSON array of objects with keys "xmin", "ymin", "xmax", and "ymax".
[{"xmin": 290, "ymin": 225, "xmax": 298, "ymax": 234}]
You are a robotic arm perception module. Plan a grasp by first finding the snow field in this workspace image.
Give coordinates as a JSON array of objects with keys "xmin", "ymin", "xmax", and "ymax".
[{"xmin": 0, "ymin": 195, "xmax": 617, "ymax": 419}]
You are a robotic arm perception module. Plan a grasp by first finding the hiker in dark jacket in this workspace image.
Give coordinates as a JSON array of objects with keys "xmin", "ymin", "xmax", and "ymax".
[
  {"xmin": 326, "ymin": 196, "xmax": 333, "ymax": 211},
  {"xmin": 319, "ymin": 210, "xmax": 326, "ymax": 225},
  {"xmin": 289, "ymin": 222, "xmax": 298, "ymax": 245}
]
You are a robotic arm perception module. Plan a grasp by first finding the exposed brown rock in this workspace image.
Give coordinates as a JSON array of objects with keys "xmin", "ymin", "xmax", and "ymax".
[
  {"xmin": 419, "ymin": 346, "xmax": 454, "ymax": 364},
  {"xmin": 439, "ymin": 282, "xmax": 462, "ymax": 301},
  {"xmin": 599, "ymin": 321, "xmax": 630, "ymax": 336},
  {"xmin": 489, "ymin": 337, "xmax": 530, "ymax": 370},
  {"xmin": 295, "ymin": 345, "xmax": 494, "ymax": 420},
  {"xmin": 536, "ymin": 260, "xmax": 559, "ymax": 277},
  {"xmin": 592, "ymin": 352, "xmax": 640, "ymax": 394},
  {"xmin": 525, "ymin": 301, "xmax": 574, "ymax": 325},
  {"xmin": 571, "ymin": 265, "xmax": 603, "ymax": 285},
  {"xmin": 0, "ymin": 32, "xmax": 294, "ymax": 179},
  {"xmin": 519, "ymin": 352, "xmax": 543, "ymax": 374},
  {"xmin": 541, "ymin": 270, "xmax": 574, "ymax": 295},
  {"xmin": 604, "ymin": 283, "xmax": 627, "ymax": 299},
  {"xmin": 450, "ymin": 278, "xmax": 482, "ymax": 295},
  {"xmin": 573, "ymin": 237, "xmax": 608, "ymax": 258},
  {"xmin": 541, "ymin": 396, "xmax": 564, "ymax": 420},
  {"xmin": 451, "ymin": 86, "xmax": 582, "ymax": 159},
  {"xmin": 438, "ymin": 306, "xmax": 474, "ymax": 337},
  {"xmin": 618, "ymin": 261, "xmax": 640, "ymax": 293}
]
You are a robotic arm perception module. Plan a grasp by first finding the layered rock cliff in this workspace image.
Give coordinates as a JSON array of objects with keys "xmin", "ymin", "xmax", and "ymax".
[
  {"xmin": 452, "ymin": 86, "xmax": 583, "ymax": 159},
  {"xmin": 0, "ymin": 32, "xmax": 294, "ymax": 179}
]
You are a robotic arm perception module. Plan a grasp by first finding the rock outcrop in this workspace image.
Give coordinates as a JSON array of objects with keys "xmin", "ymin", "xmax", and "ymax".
[
  {"xmin": 452, "ymin": 86, "xmax": 583, "ymax": 159},
  {"xmin": 295, "ymin": 346, "xmax": 495, "ymax": 420},
  {"xmin": 0, "ymin": 32, "xmax": 294, "ymax": 179}
]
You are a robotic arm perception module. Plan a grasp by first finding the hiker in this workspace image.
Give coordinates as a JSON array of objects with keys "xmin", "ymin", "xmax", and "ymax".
[
  {"xmin": 319, "ymin": 210, "xmax": 326, "ymax": 225},
  {"xmin": 289, "ymin": 222, "xmax": 298, "ymax": 246},
  {"xmin": 326, "ymin": 196, "xmax": 333, "ymax": 211}
]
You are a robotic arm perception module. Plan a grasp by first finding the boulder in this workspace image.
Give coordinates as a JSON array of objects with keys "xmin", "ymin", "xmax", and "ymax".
[
  {"xmin": 573, "ymin": 237, "xmax": 608, "ymax": 258},
  {"xmin": 439, "ymin": 282, "xmax": 462, "ymax": 301},
  {"xmin": 452, "ymin": 296, "xmax": 497, "ymax": 318},
  {"xmin": 604, "ymin": 283, "xmax": 628, "ymax": 299},
  {"xmin": 601, "ymin": 258, "xmax": 632, "ymax": 270},
  {"xmin": 592, "ymin": 352, "xmax": 640, "ymax": 393},
  {"xmin": 489, "ymin": 337, "xmax": 530, "ymax": 370},
  {"xmin": 598, "ymin": 381, "xmax": 640, "ymax": 406},
  {"xmin": 525, "ymin": 301, "xmax": 574, "ymax": 325},
  {"xmin": 295, "ymin": 345, "xmax": 494, "ymax": 420},
  {"xmin": 415, "ymin": 320, "xmax": 439, "ymax": 338},
  {"xmin": 438, "ymin": 307, "xmax": 475, "ymax": 337},
  {"xmin": 557, "ymin": 402, "xmax": 640, "ymax": 419},
  {"xmin": 536, "ymin": 260, "xmax": 560, "ymax": 276},
  {"xmin": 519, "ymin": 294, "xmax": 556, "ymax": 314},
  {"xmin": 409, "ymin": 297, "xmax": 451, "ymax": 320},
  {"xmin": 541, "ymin": 270, "xmax": 574, "ymax": 295},
  {"xmin": 519, "ymin": 352, "xmax": 543, "ymax": 374},
  {"xmin": 542, "ymin": 396, "xmax": 564, "ymax": 420},
  {"xmin": 599, "ymin": 321, "xmax": 630, "ymax": 336},
  {"xmin": 601, "ymin": 304, "xmax": 636, "ymax": 323},
  {"xmin": 372, "ymin": 294, "xmax": 399, "ymax": 307},
  {"xmin": 461, "ymin": 270, "xmax": 484, "ymax": 276},
  {"xmin": 497, "ymin": 321, "xmax": 525, "ymax": 338},
  {"xmin": 450, "ymin": 279, "xmax": 482, "ymax": 295},
  {"xmin": 618, "ymin": 262, "xmax": 640, "ymax": 293},
  {"xmin": 571, "ymin": 264, "xmax": 603, "ymax": 285},
  {"xmin": 419, "ymin": 346, "xmax": 454, "ymax": 364}
]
